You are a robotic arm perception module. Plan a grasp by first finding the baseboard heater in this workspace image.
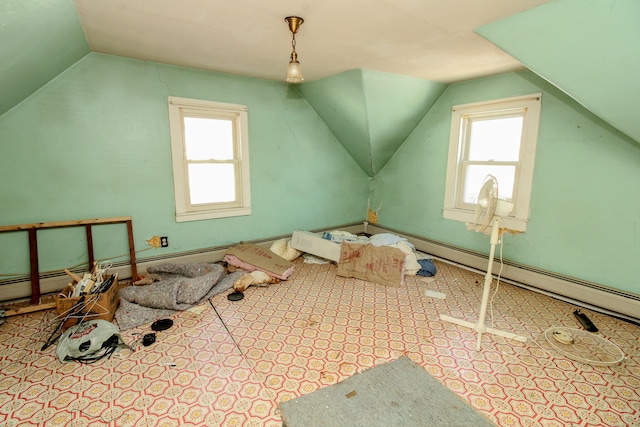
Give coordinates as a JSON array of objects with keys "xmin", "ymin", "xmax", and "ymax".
[
  {"xmin": 367, "ymin": 224, "xmax": 640, "ymax": 324},
  {"xmin": 0, "ymin": 223, "xmax": 363, "ymax": 303},
  {"xmin": 2, "ymin": 221, "xmax": 637, "ymax": 324}
]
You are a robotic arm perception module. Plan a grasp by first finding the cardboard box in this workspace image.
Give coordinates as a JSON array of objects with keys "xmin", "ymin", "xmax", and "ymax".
[
  {"xmin": 224, "ymin": 243, "xmax": 294, "ymax": 280},
  {"xmin": 290, "ymin": 230, "xmax": 341, "ymax": 262},
  {"xmin": 336, "ymin": 242, "xmax": 405, "ymax": 287},
  {"xmin": 55, "ymin": 273, "xmax": 119, "ymax": 329}
]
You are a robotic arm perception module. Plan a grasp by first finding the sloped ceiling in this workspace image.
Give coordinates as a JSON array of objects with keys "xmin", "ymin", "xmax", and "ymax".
[
  {"xmin": 0, "ymin": 0, "xmax": 89, "ymax": 116},
  {"xmin": 0, "ymin": 1, "xmax": 550, "ymax": 112},
  {"xmin": 1, "ymin": 0, "xmax": 551, "ymax": 175},
  {"xmin": 476, "ymin": 0, "xmax": 640, "ymax": 144},
  {"xmin": 3, "ymin": 0, "xmax": 637, "ymax": 175},
  {"xmin": 298, "ymin": 70, "xmax": 446, "ymax": 176}
]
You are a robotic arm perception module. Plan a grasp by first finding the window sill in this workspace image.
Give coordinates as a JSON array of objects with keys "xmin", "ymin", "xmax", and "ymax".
[
  {"xmin": 176, "ymin": 207, "xmax": 251, "ymax": 222},
  {"xmin": 443, "ymin": 208, "xmax": 527, "ymax": 232}
]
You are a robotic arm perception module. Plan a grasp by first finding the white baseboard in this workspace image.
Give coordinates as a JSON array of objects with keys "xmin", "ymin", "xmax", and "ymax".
[
  {"xmin": 3, "ymin": 221, "xmax": 637, "ymax": 324},
  {"xmin": 368, "ymin": 224, "xmax": 640, "ymax": 323}
]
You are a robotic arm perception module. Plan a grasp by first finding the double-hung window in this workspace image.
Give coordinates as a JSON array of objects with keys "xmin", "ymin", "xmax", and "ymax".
[
  {"xmin": 168, "ymin": 97, "xmax": 251, "ymax": 222},
  {"xmin": 443, "ymin": 94, "xmax": 541, "ymax": 231}
]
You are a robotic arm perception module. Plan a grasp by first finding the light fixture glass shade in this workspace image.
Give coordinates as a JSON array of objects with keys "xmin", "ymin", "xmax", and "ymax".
[{"xmin": 286, "ymin": 60, "xmax": 303, "ymax": 83}]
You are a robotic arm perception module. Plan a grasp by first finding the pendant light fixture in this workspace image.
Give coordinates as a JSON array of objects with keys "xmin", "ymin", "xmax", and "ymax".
[{"xmin": 285, "ymin": 16, "xmax": 304, "ymax": 83}]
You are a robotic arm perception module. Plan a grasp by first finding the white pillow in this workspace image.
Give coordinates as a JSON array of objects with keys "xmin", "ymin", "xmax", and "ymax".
[{"xmin": 270, "ymin": 238, "xmax": 302, "ymax": 261}]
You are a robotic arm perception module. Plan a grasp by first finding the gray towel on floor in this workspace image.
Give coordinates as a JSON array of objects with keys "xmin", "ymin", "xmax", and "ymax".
[
  {"xmin": 115, "ymin": 264, "xmax": 243, "ymax": 330},
  {"xmin": 115, "ymin": 299, "xmax": 177, "ymax": 331},
  {"xmin": 120, "ymin": 265, "xmax": 225, "ymax": 310}
]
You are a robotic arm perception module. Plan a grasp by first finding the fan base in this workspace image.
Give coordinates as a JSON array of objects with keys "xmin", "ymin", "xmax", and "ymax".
[{"xmin": 439, "ymin": 314, "xmax": 527, "ymax": 351}]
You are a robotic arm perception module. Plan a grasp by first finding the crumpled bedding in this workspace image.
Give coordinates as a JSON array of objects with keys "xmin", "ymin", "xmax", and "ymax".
[
  {"xmin": 368, "ymin": 233, "xmax": 415, "ymax": 249},
  {"xmin": 325, "ymin": 231, "xmax": 422, "ymax": 276},
  {"xmin": 114, "ymin": 262, "xmax": 244, "ymax": 330},
  {"xmin": 122, "ymin": 263, "xmax": 224, "ymax": 310}
]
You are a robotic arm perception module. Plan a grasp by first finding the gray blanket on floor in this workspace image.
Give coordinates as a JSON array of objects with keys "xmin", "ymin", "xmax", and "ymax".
[{"xmin": 114, "ymin": 262, "xmax": 244, "ymax": 330}]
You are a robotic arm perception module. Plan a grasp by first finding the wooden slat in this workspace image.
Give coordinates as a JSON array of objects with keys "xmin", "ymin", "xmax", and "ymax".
[
  {"xmin": 126, "ymin": 219, "xmax": 139, "ymax": 281},
  {"xmin": 28, "ymin": 228, "xmax": 40, "ymax": 305},
  {"xmin": 85, "ymin": 225, "xmax": 95, "ymax": 269},
  {"xmin": 64, "ymin": 269, "xmax": 82, "ymax": 283},
  {"xmin": 0, "ymin": 216, "xmax": 132, "ymax": 232},
  {"xmin": 2, "ymin": 302, "xmax": 56, "ymax": 317}
]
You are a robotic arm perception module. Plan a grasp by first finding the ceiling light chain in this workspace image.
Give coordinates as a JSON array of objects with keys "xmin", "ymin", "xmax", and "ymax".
[{"xmin": 290, "ymin": 31, "xmax": 297, "ymax": 61}]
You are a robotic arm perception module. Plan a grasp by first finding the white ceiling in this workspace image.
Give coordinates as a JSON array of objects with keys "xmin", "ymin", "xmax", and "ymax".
[{"xmin": 74, "ymin": 0, "xmax": 550, "ymax": 84}]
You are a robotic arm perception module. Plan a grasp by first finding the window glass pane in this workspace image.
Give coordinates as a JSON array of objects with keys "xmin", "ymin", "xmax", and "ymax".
[
  {"xmin": 463, "ymin": 165, "xmax": 515, "ymax": 204},
  {"xmin": 468, "ymin": 117, "xmax": 523, "ymax": 161},
  {"xmin": 184, "ymin": 117, "xmax": 233, "ymax": 160},
  {"xmin": 188, "ymin": 164, "xmax": 236, "ymax": 204}
]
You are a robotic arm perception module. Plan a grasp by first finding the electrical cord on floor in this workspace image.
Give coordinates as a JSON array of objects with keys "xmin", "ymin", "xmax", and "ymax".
[
  {"xmin": 485, "ymin": 234, "xmax": 618, "ymax": 369},
  {"xmin": 208, "ymin": 298, "xmax": 249, "ymax": 364},
  {"xmin": 207, "ymin": 297, "xmax": 282, "ymax": 410}
]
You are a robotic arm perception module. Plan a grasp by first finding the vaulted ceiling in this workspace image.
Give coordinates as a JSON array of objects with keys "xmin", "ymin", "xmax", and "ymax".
[
  {"xmin": 2, "ymin": 0, "xmax": 638, "ymax": 177},
  {"xmin": 476, "ymin": 0, "xmax": 640, "ymax": 152}
]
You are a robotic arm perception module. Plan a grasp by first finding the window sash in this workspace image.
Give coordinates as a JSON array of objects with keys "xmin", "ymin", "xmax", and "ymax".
[
  {"xmin": 457, "ymin": 161, "xmax": 519, "ymax": 209},
  {"xmin": 186, "ymin": 161, "xmax": 238, "ymax": 207},
  {"xmin": 180, "ymin": 112, "xmax": 241, "ymax": 209},
  {"xmin": 168, "ymin": 97, "xmax": 251, "ymax": 222},
  {"xmin": 183, "ymin": 117, "xmax": 234, "ymax": 161},
  {"xmin": 465, "ymin": 116, "xmax": 523, "ymax": 162}
]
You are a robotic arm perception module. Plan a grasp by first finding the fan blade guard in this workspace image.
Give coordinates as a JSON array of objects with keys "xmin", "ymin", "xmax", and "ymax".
[{"xmin": 473, "ymin": 175, "xmax": 498, "ymax": 232}]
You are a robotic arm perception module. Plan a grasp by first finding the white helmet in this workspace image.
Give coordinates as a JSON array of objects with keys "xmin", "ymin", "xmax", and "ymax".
[{"xmin": 56, "ymin": 320, "xmax": 124, "ymax": 363}]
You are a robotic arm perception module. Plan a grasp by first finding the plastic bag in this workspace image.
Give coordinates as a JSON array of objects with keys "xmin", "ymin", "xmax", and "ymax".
[{"xmin": 56, "ymin": 320, "xmax": 125, "ymax": 363}]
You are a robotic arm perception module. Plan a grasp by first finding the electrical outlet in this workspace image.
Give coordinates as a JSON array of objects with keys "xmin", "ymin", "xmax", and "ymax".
[{"xmin": 160, "ymin": 236, "xmax": 169, "ymax": 247}]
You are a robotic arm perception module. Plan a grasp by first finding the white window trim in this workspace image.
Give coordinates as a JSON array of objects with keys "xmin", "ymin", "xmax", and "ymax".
[
  {"xmin": 443, "ymin": 93, "xmax": 541, "ymax": 232},
  {"xmin": 168, "ymin": 96, "xmax": 251, "ymax": 222}
]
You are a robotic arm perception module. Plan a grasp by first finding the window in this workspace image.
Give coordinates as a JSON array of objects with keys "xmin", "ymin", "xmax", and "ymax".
[
  {"xmin": 168, "ymin": 97, "xmax": 251, "ymax": 222},
  {"xmin": 443, "ymin": 94, "xmax": 541, "ymax": 231}
]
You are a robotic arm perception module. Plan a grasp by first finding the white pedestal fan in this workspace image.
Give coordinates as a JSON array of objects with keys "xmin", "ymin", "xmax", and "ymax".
[{"xmin": 440, "ymin": 175, "xmax": 528, "ymax": 351}]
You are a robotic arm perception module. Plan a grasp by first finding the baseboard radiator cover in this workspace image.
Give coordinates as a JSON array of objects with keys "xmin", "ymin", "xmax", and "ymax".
[
  {"xmin": 0, "ymin": 223, "xmax": 363, "ymax": 303},
  {"xmin": 368, "ymin": 224, "xmax": 640, "ymax": 324},
  {"xmin": 3, "ymin": 221, "xmax": 637, "ymax": 324}
]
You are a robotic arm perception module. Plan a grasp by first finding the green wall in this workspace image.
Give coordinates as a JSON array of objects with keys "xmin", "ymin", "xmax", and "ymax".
[
  {"xmin": 0, "ymin": 0, "xmax": 89, "ymax": 117},
  {"xmin": 298, "ymin": 70, "xmax": 446, "ymax": 177},
  {"xmin": 375, "ymin": 71, "xmax": 640, "ymax": 295},
  {"xmin": 2, "ymin": 53, "xmax": 638, "ymax": 299},
  {"xmin": 476, "ymin": 0, "xmax": 640, "ymax": 145},
  {"xmin": 0, "ymin": 53, "xmax": 369, "ymax": 275}
]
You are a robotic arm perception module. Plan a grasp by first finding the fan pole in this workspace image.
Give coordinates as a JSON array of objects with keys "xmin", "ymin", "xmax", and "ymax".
[{"xmin": 440, "ymin": 217, "xmax": 528, "ymax": 351}]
